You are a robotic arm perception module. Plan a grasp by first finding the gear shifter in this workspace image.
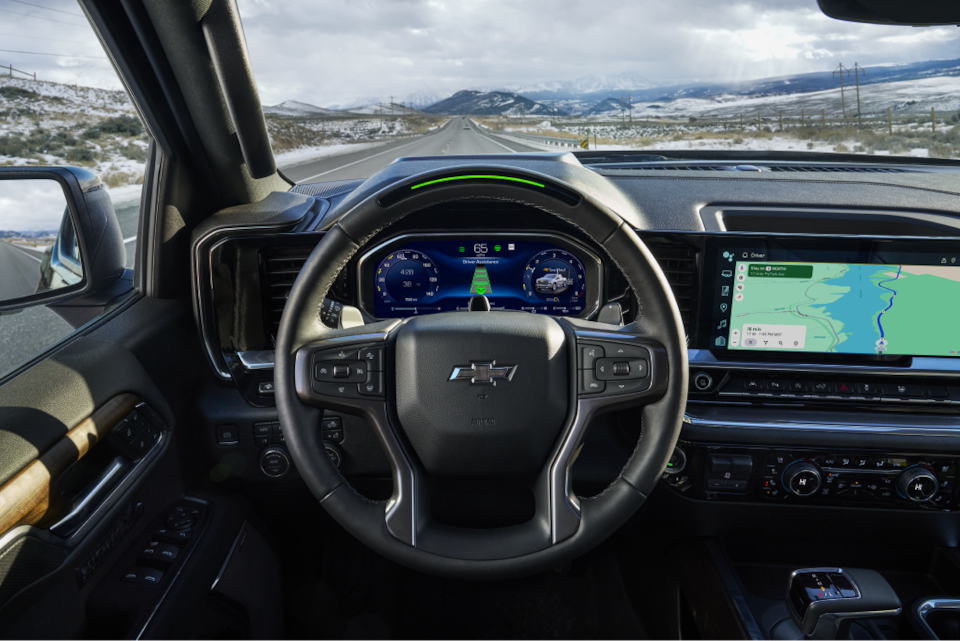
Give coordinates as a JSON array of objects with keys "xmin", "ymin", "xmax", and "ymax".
[{"xmin": 786, "ymin": 568, "xmax": 901, "ymax": 639}]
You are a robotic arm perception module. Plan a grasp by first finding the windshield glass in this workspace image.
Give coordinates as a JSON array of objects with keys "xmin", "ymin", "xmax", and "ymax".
[{"xmin": 237, "ymin": 0, "xmax": 960, "ymax": 179}]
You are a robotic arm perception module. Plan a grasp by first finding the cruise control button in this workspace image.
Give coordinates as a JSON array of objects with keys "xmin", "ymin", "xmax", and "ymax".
[
  {"xmin": 314, "ymin": 347, "xmax": 356, "ymax": 361},
  {"xmin": 579, "ymin": 370, "xmax": 605, "ymax": 394},
  {"xmin": 357, "ymin": 346, "xmax": 384, "ymax": 371},
  {"xmin": 322, "ymin": 416, "xmax": 343, "ymax": 431},
  {"xmin": 317, "ymin": 361, "xmax": 367, "ymax": 383},
  {"xmin": 359, "ymin": 372, "xmax": 385, "ymax": 396},
  {"xmin": 313, "ymin": 381, "xmax": 362, "ymax": 398}
]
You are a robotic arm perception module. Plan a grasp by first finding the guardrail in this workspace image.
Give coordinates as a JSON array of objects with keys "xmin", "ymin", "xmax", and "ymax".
[{"xmin": 473, "ymin": 121, "xmax": 585, "ymax": 148}]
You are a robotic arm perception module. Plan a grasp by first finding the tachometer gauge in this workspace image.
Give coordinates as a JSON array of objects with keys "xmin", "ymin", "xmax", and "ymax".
[
  {"xmin": 522, "ymin": 249, "xmax": 587, "ymax": 311},
  {"xmin": 375, "ymin": 250, "xmax": 440, "ymax": 308}
]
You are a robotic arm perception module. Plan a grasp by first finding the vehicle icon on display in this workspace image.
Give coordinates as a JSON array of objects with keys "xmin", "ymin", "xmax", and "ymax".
[{"xmin": 535, "ymin": 271, "xmax": 570, "ymax": 293}]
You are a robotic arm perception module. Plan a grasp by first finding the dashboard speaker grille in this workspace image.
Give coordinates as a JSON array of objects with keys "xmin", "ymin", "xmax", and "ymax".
[{"xmin": 645, "ymin": 242, "xmax": 699, "ymax": 338}]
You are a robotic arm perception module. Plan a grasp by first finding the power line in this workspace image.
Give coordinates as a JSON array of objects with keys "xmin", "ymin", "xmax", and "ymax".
[
  {"xmin": 9, "ymin": 0, "xmax": 84, "ymax": 18},
  {"xmin": 0, "ymin": 8, "xmax": 87, "ymax": 27},
  {"xmin": 0, "ymin": 32, "xmax": 91, "ymax": 45},
  {"xmin": 0, "ymin": 48, "xmax": 107, "ymax": 60}
]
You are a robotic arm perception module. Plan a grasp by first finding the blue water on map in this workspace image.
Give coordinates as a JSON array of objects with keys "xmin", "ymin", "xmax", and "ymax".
[{"xmin": 805, "ymin": 264, "xmax": 895, "ymax": 353}]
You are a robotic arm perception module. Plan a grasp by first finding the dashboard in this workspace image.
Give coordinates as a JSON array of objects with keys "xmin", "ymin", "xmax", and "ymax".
[
  {"xmin": 357, "ymin": 233, "xmax": 601, "ymax": 319},
  {"xmin": 191, "ymin": 153, "xmax": 960, "ymax": 517}
]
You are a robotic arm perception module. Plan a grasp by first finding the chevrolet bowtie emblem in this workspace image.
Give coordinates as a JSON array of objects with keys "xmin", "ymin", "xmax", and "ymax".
[{"xmin": 449, "ymin": 362, "xmax": 517, "ymax": 385}]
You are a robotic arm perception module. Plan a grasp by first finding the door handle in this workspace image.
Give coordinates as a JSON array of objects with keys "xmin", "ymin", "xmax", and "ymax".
[{"xmin": 49, "ymin": 456, "xmax": 130, "ymax": 537}]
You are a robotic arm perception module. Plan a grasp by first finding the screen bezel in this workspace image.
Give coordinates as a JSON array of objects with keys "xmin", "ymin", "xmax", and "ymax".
[
  {"xmin": 356, "ymin": 231, "xmax": 603, "ymax": 320},
  {"xmin": 695, "ymin": 233, "xmax": 960, "ymax": 363}
]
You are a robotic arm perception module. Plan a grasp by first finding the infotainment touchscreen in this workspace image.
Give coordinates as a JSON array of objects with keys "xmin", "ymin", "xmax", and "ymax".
[{"xmin": 706, "ymin": 240, "xmax": 960, "ymax": 358}]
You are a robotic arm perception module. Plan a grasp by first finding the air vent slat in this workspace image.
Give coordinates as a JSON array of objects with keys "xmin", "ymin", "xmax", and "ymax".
[{"xmin": 645, "ymin": 242, "xmax": 699, "ymax": 339}]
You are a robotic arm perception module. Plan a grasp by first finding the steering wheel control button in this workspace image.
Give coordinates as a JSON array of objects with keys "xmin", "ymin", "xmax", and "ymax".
[
  {"xmin": 602, "ymin": 343, "xmax": 648, "ymax": 359},
  {"xmin": 333, "ymin": 364, "xmax": 350, "ymax": 379},
  {"xmin": 604, "ymin": 378, "xmax": 647, "ymax": 395},
  {"xmin": 324, "ymin": 444, "xmax": 343, "ymax": 469},
  {"xmin": 359, "ymin": 371, "xmax": 384, "ymax": 396},
  {"xmin": 580, "ymin": 370, "xmax": 605, "ymax": 394},
  {"xmin": 595, "ymin": 357, "xmax": 648, "ymax": 381},
  {"xmin": 316, "ymin": 361, "xmax": 367, "ymax": 383},
  {"xmin": 260, "ymin": 447, "xmax": 291, "ymax": 477},
  {"xmin": 358, "ymin": 346, "xmax": 384, "ymax": 371},
  {"xmin": 579, "ymin": 344, "xmax": 604, "ymax": 369},
  {"xmin": 313, "ymin": 381, "xmax": 362, "ymax": 398},
  {"xmin": 322, "ymin": 416, "xmax": 343, "ymax": 431}
]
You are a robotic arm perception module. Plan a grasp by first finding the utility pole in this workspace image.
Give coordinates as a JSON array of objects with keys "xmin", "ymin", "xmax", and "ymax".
[
  {"xmin": 739, "ymin": 113, "xmax": 743, "ymax": 131},
  {"xmin": 628, "ymin": 95, "xmax": 632, "ymax": 124},
  {"xmin": 833, "ymin": 64, "xmax": 849, "ymax": 127},
  {"xmin": 620, "ymin": 96, "xmax": 625, "ymax": 125},
  {"xmin": 933, "ymin": 107, "xmax": 936, "ymax": 133},
  {"xmin": 779, "ymin": 110, "xmax": 783, "ymax": 131},
  {"xmin": 801, "ymin": 108, "xmax": 805, "ymax": 128},
  {"xmin": 851, "ymin": 63, "xmax": 865, "ymax": 127},
  {"xmin": 821, "ymin": 108, "xmax": 825, "ymax": 131},
  {"xmin": 888, "ymin": 106, "xmax": 892, "ymax": 134},
  {"xmin": 390, "ymin": 96, "xmax": 394, "ymax": 116}
]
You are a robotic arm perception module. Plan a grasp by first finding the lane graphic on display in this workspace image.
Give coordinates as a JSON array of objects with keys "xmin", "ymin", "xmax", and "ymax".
[
  {"xmin": 470, "ymin": 264, "xmax": 493, "ymax": 295},
  {"xmin": 726, "ymin": 261, "xmax": 960, "ymax": 356}
]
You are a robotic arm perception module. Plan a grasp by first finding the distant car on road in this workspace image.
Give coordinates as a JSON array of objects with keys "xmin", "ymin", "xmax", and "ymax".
[{"xmin": 536, "ymin": 272, "xmax": 569, "ymax": 292}]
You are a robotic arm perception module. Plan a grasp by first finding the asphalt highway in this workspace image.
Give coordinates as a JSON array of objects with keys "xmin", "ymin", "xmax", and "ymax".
[{"xmin": 282, "ymin": 117, "xmax": 542, "ymax": 183}]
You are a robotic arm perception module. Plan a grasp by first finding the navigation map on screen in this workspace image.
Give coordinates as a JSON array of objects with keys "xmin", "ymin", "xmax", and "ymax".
[{"xmin": 726, "ymin": 261, "xmax": 960, "ymax": 356}]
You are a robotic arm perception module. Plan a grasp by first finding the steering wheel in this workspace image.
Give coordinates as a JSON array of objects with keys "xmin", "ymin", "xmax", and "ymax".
[{"xmin": 275, "ymin": 166, "xmax": 687, "ymax": 580}]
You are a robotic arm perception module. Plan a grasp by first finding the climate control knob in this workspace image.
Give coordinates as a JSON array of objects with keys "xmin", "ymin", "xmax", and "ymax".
[
  {"xmin": 783, "ymin": 461, "xmax": 822, "ymax": 496},
  {"xmin": 897, "ymin": 466, "xmax": 939, "ymax": 502}
]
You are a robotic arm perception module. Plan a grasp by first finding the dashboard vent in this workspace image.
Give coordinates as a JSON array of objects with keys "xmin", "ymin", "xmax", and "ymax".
[
  {"xmin": 645, "ymin": 242, "xmax": 699, "ymax": 337},
  {"xmin": 260, "ymin": 249, "xmax": 311, "ymax": 342}
]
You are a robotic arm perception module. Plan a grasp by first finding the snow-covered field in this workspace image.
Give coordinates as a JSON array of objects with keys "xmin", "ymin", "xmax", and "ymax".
[{"xmin": 0, "ymin": 76, "xmax": 148, "ymax": 186}]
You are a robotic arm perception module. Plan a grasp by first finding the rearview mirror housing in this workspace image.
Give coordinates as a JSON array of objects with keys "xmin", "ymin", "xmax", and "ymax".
[
  {"xmin": 817, "ymin": 0, "xmax": 960, "ymax": 26},
  {"xmin": 0, "ymin": 167, "xmax": 129, "ymax": 325}
]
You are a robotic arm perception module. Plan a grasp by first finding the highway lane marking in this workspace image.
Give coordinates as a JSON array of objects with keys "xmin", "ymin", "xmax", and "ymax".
[
  {"xmin": 5, "ymin": 243, "xmax": 42, "ymax": 263},
  {"xmin": 296, "ymin": 124, "xmax": 453, "ymax": 183},
  {"xmin": 476, "ymin": 131, "xmax": 517, "ymax": 153},
  {"xmin": 123, "ymin": 236, "xmax": 137, "ymax": 244}
]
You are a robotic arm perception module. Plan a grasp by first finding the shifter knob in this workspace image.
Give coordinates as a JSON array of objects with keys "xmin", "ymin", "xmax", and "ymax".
[{"xmin": 783, "ymin": 460, "xmax": 821, "ymax": 496}]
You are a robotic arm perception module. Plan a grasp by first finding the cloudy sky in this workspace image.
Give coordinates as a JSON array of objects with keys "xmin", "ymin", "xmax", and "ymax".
[{"xmin": 1, "ymin": 0, "xmax": 958, "ymax": 107}]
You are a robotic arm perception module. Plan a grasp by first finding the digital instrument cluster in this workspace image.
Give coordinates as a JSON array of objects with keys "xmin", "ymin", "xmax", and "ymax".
[{"xmin": 358, "ymin": 234, "xmax": 600, "ymax": 318}]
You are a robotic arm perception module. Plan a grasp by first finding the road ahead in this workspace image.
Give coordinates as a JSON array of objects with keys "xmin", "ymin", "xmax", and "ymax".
[
  {"xmin": 282, "ymin": 118, "xmax": 543, "ymax": 183},
  {"xmin": 0, "ymin": 241, "xmax": 44, "ymax": 301}
]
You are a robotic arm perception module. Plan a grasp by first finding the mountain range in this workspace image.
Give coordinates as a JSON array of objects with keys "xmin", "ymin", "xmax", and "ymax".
[
  {"xmin": 423, "ymin": 91, "xmax": 559, "ymax": 117},
  {"xmin": 267, "ymin": 58, "xmax": 960, "ymax": 118}
]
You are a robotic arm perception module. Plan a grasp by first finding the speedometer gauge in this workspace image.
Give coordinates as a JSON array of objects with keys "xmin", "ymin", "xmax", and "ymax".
[
  {"xmin": 522, "ymin": 249, "xmax": 587, "ymax": 312},
  {"xmin": 375, "ymin": 250, "xmax": 441, "ymax": 310}
]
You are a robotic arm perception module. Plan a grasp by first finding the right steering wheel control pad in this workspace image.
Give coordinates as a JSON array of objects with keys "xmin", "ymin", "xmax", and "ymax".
[{"xmin": 578, "ymin": 341, "xmax": 650, "ymax": 396}]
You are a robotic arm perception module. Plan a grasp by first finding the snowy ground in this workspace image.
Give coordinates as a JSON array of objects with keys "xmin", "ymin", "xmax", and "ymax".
[{"xmin": 274, "ymin": 141, "xmax": 389, "ymax": 168}]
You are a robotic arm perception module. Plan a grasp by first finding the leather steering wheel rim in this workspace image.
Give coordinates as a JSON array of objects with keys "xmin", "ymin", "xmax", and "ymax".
[{"xmin": 275, "ymin": 165, "xmax": 688, "ymax": 580}]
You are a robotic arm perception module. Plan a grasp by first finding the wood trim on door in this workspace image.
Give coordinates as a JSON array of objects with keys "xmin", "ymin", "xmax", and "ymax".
[{"xmin": 0, "ymin": 393, "xmax": 140, "ymax": 537}]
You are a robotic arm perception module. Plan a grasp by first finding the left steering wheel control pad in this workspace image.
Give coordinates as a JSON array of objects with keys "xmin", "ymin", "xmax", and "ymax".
[{"xmin": 312, "ymin": 344, "xmax": 386, "ymax": 398}]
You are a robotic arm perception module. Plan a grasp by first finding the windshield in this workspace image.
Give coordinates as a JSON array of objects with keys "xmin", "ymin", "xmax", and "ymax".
[
  {"xmin": 238, "ymin": 0, "xmax": 960, "ymax": 179},
  {"xmin": 1, "ymin": 1, "xmax": 959, "ymax": 185}
]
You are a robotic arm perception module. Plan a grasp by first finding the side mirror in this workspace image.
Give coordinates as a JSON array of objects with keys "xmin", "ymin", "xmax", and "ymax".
[
  {"xmin": 817, "ymin": 0, "xmax": 960, "ymax": 26},
  {"xmin": 0, "ymin": 167, "xmax": 130, "ymax": 327}
]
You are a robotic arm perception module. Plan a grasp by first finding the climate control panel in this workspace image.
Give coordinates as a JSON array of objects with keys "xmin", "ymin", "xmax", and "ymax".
[{"xmin": 661, "ymin": 443, "xmax": 958, "ymax": 510}]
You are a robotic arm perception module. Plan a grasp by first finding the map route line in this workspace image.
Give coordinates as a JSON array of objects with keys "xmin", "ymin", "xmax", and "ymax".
[{"xmin": 876, "ymin": 264, "xmax": 902, "ymax": 341}]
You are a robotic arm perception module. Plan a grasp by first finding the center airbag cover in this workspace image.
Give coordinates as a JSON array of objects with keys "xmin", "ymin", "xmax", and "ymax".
[{"xmin": 394, "ymin": 312, "xmax": 569, "ymax": 477}]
